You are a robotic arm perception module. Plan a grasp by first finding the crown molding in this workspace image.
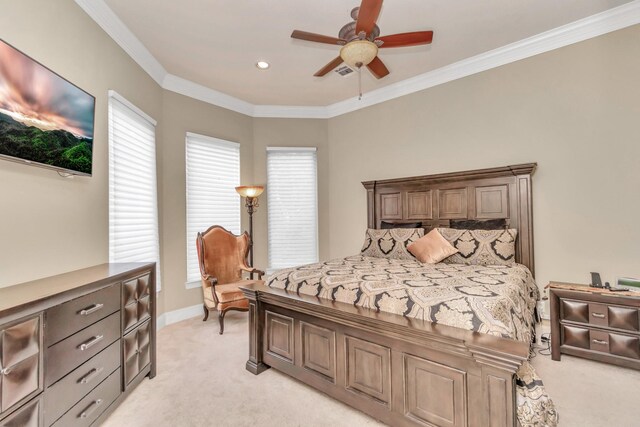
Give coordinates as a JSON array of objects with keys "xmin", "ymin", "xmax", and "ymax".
[
  {"xmin": 325, "ymin": 0, "xmax": 640, "ymax": 118},
  {"xmin": 253, "ymin": 104, "xmax": 329, "ymax": 119},
  {"xmin": 76, "ymin": 0, "xmax": 640, "ymax": 119},
  {"xmin": 162, "ymin": 74, "xmax": 255, "ymax": 116},
  {"xmin": 75, "ymin": 0, "xmax": 167, "ymax": 85}
]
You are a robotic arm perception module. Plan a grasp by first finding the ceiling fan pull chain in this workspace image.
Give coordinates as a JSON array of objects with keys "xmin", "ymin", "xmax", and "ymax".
[{"xmin": 358, "ymin": 67, "xmax": 363, "ymax": 101}]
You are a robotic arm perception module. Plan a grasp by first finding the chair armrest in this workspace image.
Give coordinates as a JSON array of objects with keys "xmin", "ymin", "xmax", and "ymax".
[
  {"xmin": 202, "ymin": 275, "xmax": 219, "ymax": 304},
  {"xmin": 203, "ymin": 274, "xmax": 218, "ymax": 286},
  {"xmin": 241, "ymin": 266, "xmax": 265, "ymax": 280}
]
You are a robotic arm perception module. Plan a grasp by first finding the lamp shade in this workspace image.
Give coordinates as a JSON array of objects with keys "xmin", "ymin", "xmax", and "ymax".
[
  {"xmin": 339, "ymin": 40, "xmax": 378, "ymax": 68},
  {"xmin": 235, "ymin": 185, "xmax": 264, "ymax": 198}
]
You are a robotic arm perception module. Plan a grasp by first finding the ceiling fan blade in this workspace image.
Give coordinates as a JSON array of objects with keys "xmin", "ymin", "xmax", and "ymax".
[
  {"xmin": 367, "ymin": 56, "xmax": 389, "ymax": 79},
  {"xmin": 377, "ymin": 31, "xmax": 434, "ymax": 48},
  {"xmin": 314, "ymin": 56, "xmax": 344, "ymax": 77},
  {"xmin": 376, "ymin": 31, "xmax": 433, "ymax": 49},
  {"xmin": 291, "ymin": 30, "xmax": 346, "ymax": 45},
  {"xmin": 355, "ymin": 0, "xmax": 383, "ymax": 35}
]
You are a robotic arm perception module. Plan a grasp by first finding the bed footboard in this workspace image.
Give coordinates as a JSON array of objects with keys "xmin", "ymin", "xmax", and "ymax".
[{"xmin": 241, "ymin": 284, "xmax": 528, "ymax": 427}]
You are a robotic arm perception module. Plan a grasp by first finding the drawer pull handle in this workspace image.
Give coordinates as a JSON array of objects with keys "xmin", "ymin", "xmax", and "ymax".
[
  {"xmin": 592, "ymin": 339, "xmax": 608, "ymax": 345},
  {"xmin": 79, "ymin": 335, "xmax": 104, "ymax": 351},
  {"xmin": 79, "ymin": 367, "xmax": 104, "ymax": 384},
  {"xmin": 79, "ymin": 399, "xmax": 103, "ymax": 419},
  {"xmin": 79, "ymin": 303, "xmax": 104, "ymax": 316},
  {"xmin": 591, "ymin": 313, "xmax": 605, "ymax": 319}
]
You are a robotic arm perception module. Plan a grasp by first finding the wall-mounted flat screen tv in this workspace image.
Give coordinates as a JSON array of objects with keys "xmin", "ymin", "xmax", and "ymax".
[{"xmin": 0, "ymin": 39, "xmax": 95, "ymax": 176}]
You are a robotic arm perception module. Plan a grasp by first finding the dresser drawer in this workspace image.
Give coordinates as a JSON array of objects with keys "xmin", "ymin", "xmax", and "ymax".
[
  {"xmin": 122, "ymin": 273, "xmax": 152, "ymax": 332},
  {"xmin": 45, "ymin": 284, "xmax": 120, "ymax": 347},
  {"xmin": 51, "ymin": 368, "xmax": 120, "ymax": 427},
  {"xmin": 45, "ymin": 312, "xmax": 120, "ymax": 387},
  {"xmin": 123, "ymin": 320, "xmax": 151, "ymax": 387},
  {"xmin": 0, "ymin": 315, "xmax": 42, "ymax": 416},
  {"xmin": 0, "ymin": 397, "xmax": 41, "ymax": 427},
  {"xmin": 44, "ymin": 340, "xmax": 120, "ymax": 426}
]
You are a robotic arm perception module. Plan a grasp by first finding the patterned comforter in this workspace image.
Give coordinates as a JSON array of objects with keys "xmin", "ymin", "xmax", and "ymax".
[{"xmin": 267, "ymin": 255, "xmax": 558, "ymax": 426}]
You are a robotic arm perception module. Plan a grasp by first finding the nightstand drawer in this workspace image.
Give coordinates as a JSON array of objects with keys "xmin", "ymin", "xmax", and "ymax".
[
  {"xmin": 609, "ymin": 333, "xmax": 640, "ymax": 359},
  {"xmin": 562, "ymin": 324, "xmax": 590, "ymax": 349},
  {"xmin": 589, "ymin": 330, "xmax": 640, "ymax": 359},
  {"xmin": 563, "ymin": 326, "xmax": 640, "ymax": 360},
  {"xmin": 589, "ymin": 330, "xmax": 609, "ymax": 352},
  {"xmin": 560, "ymin": 299, "xmax": 589, "ymax": 323},
  {"xmin": 608, "ymin": 306, "xmax": 639, "ymax": 332},
  {"xmin": 588, "ymin": 303, "xmax": 608, "ymax": 327},
  {"xmin": 560, "ymin": 299, "xmax": 640, "ymax": 331}
]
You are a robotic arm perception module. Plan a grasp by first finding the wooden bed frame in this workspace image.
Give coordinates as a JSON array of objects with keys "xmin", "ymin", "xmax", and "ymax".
[{"xmin": 241, "ymin": 163, "xmax": 536, "ymax": 427}]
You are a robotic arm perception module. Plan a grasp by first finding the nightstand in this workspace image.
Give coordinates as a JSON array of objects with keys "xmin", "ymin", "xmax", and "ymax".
[{"xmin": 549, "ymin": 282, "xmax": 640, "ymax": 370}]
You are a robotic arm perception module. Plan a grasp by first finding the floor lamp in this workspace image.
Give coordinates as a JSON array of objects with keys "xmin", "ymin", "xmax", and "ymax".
[{"xmin": 235, "ymin": 185, "xmax": 264, "ymax": 267}]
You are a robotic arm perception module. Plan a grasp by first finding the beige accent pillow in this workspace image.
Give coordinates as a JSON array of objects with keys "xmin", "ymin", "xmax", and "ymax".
[{"xmin": 407, "ymin": 229, "xmax": 458, "ymax": 264}]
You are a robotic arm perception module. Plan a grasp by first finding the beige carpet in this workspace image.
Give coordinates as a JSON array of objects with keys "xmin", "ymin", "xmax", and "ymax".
[{"xmin": 102, "ymin": 314, "xmax": 640, "ymax": 427}]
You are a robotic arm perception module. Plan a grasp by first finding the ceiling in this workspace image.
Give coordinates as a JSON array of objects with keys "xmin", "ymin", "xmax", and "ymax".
[{"xmin": 103, "ymin": 0, "xmax": 632, "ymax": 107}]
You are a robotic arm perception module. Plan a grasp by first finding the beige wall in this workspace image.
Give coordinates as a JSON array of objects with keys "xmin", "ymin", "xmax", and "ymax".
[
  {"xmin": 159, "ymin": 91, "xmax": 254, "ymax": 312},
  {"xmin": 327, "ymin": 25, "xmax": 640, "ymax": 296},
  {"xmin": 252, "ymin": 119, "xmax": 330, "ymax": 271},
  {"xmin": 0, "ymin": 0, "xmax": 162, "ymax": 286}
]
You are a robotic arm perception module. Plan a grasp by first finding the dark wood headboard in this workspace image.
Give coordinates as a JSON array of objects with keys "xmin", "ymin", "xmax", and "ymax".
[{"xmin": 362, "ymin": 163, "xmax": 536, "ymax": 274}]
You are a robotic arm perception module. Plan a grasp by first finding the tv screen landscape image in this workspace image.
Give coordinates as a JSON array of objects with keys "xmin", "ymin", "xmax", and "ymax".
[{"xmin": 0, "ymin": 39, "xmax": 95, "ymax": 175}]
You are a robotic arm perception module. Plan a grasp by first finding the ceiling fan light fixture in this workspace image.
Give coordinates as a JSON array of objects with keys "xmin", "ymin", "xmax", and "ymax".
[{"xmin": 339, "ymin": 40, "xmax": 378, "ymax": 68}]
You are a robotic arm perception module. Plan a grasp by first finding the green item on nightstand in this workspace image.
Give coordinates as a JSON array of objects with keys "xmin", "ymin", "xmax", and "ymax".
[{"xmin": 618, "ymin": 277, "xmax": 640, "ymax": 289}]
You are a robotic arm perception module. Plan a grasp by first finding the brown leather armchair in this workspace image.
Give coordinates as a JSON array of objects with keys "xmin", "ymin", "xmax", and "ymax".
[{"xmin": 196, "ymin": 225, "xmax": 264, "ymax": 334}]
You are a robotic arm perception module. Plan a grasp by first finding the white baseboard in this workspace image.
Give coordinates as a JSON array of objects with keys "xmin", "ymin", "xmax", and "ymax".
[{"xmin": 157, "ymin": 303, "xmax": 202, "ymax": 330}]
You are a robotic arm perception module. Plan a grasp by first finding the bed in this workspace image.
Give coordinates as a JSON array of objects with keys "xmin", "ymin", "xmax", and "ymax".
[{"xmin": 241, "ymin": 163, "xmax": 556, "ymax": 427}]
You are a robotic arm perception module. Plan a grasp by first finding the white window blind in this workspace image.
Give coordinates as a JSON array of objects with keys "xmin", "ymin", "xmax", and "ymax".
[
  {"xmin": 267, "ymin": 147, "xmax": 318, "ymax": 270},
  {"xmin": 108, "ymin": 91, "xmax": 161, "ymax": 290},
  {"xmin": 185, "ymin": 133, "xmax": 240, "ymax": 285}
]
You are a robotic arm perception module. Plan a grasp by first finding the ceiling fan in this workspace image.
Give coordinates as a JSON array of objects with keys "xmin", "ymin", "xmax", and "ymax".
[{"xmin": 291, "ymin": 0, "xmax": 434, "ymax": 79}]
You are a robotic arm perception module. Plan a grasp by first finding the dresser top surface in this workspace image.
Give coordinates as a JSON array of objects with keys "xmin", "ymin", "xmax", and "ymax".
[
  {"xmin": 549, "ymin": 281, "xmax": 640, "ymax": 300},
  {"xmin": 0, "ymin": 263, "xmax": 154, "ymax": 316}
]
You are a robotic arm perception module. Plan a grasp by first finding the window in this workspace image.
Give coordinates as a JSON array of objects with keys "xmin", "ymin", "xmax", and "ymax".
[
  {"xmin": 267, "ymin": 147, "xmax": 318, "ymax": 270},
  {"xmin": 185, "ymin": 133, "xmax": 240, "ymax": 286},
  {"xmin": 108, "ymin": 91, "xmax": 161, "ymax": 289}
]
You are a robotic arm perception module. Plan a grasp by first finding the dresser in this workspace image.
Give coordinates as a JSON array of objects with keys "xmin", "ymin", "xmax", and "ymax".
[
  {"xmin": 0, "ymin": 263, "xmax": 156, "ymax": 426},
  {"xmin": 549, "ymin": 282, "xmax": 640, "ymax": 370}
]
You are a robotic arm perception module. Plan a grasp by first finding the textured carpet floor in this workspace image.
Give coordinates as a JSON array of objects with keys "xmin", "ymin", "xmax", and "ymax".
[{"xmin": 102, "ymin": 314, "xmax": 640, "ymax": 427}]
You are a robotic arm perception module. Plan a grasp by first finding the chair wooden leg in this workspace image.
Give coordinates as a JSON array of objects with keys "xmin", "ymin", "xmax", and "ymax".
[
  {"xmin": 218, "ymin": 309, "xmax": 226, "ymax": 335},
  {"xmin": 202, "ymin": 304, "xmax": 209, "ymax": 322}
]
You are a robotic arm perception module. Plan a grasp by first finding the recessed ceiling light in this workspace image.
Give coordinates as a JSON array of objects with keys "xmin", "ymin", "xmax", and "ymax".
[{"xmin": 256, "ymin": 61, "xmax": 270, "ymax": 70}]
